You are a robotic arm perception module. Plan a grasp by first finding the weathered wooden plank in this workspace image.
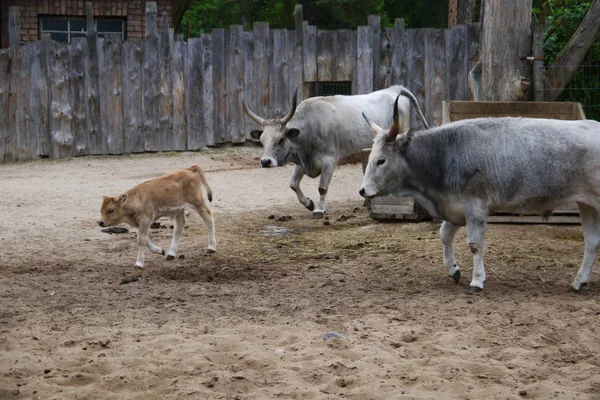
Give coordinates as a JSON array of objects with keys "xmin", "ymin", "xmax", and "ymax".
[
  {"xmin": 445, "ymin": 24, "xmax": 468, "ymax": 101},
  {"xmin": 103, "ymin": 35, "xmax": 124, "ymax": 154},
  {"xmin": 380, "ymin": 27, "xmax": 393, "ymax": 89},
  {"xmin": 270, "ymin": 29, "xmax": 289, "ymax": 119},
  {"xmin": 356, "ymin": 25, "xmax": 373, "ymax": 94},
  {"xmin": 201, "ymin": 33, "xmax": 215, "ymax": 146},
  {"xmin": 143, "ymin": 1, "xmax": 160, "ymax": 151},
  {"xmin": 97, "ymin": 38, "xmax": 108, "ymax": 156},
  {"xmin": 317, "ymin": 30, "xmax": 335, "ymax": 82},
  {"xmin": 48, "ymin": 40, "xmax": 74, "ymax": 158},
  {"xmin": 123, "ymin": 39, "xmax": 144, "ymax": 153},
  {"xmin": 467, "ymin": 22, "xmax": 480, "ymax": 101},
  {"xmin": 405, "ymin": 29, "xmax": 426, "ymax": 128},
  {"xmin": 446, "ymin": 100, "xmax": 581, "ymax": 115},
  {"xmin": 370, "ymin": 196, "xmax": 418, "ymax": 206},
  {"xmin": 424, "ymin": 29, "xmax": 445, "ymax": 127},
  {"xmin": 450, "ymin": 113, "xmax": 578, "ymax": 121},
  {"xmin": 369, "ymin": 203, "xmax": 417, "ymax": 215},
  {"xmin": 293, "ymin": 5, "xmax": 304, "ymax": 103},
  {"xmin": 8, "ymin": 7, "xmax": 19, "ymax": 53},
  {"xmin": 227, "ymin": 25, "xmax": 245, "ymax": 143},
  {"xmin": 336, "ymin": 30, "xmax": 353, "ymax": 82},
  {"xmin": 251, "ymin": 22, "xmax": 269, "ymax": 128},
  {"xmin": 171, "ymin": 36, "xmax": 187, "ymax": 150},
  {"xmin": 211, "ymin": 28, "xmax": 226, "ymax": 144},
  {"xmin": 391, "ymin": 18, "xmax": 406, "ymax": 86},
  {"xmin": 351, "ymin": 30, "xmax": 358, "ymax": 94},
  {"xmin": 369, "ymin": 15, "xmax": 381, "ymax": 90},
  {"xmin": 488, "ymin": 215, "xmax": 580, "ymax": 224},
  {"xmin": 0, "ymin": 50, "xmax": 10, "ymax": 163},
  {"xmin": 69, "ymin": 36, "xmax": 88, "ymax": 156},
  {"xmin": 159, "ymin": 13, "xmax": 173, "ymax": 151},
  {"xmin": 303, "ymin": 24, "xmax": 317, "ymax": 83},
  {"xmin": 15, "ymin": 45, "xmax": 33, "ymax": 161},
  {"xmin": 186, "ymin": 37, "xmax": 203, "ymax": 149},
  {"xmin": 244, "ymin": 30, "xmax": 254, "ymax": 141},
  {"xmin": 85, "ymin": 2, "xmax": 104, "ymax": 155}
]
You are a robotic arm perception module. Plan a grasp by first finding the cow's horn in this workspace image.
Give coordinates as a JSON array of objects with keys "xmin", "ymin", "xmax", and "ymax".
[
  {"xmin": 362, "ymin": 112, "xmax": 383, "ymax": 136},
  {"xmin": 242, "ymin": 96, "xmax": 265, "ymax": 125},
  {"xmin": 281, "ymin": 88, "xmax": 298, "ymax": 124},
  {"xmin": 386, "ymin": 94, "xmax": 401, "ymax": 142}
]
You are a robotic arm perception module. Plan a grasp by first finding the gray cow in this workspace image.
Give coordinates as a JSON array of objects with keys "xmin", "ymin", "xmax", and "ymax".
[
  {"xmin": 242, "ymin": 85, "xmax": 429, "ymax": 218},
  {"xmin": 360, "ymin": 95, "xmax": 600, "ymax": 292}
]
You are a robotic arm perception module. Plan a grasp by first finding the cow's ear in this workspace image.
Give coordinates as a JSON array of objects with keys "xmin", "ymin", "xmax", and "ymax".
[
  {"xmin": 118, "ymin": 193, "xmax": 127, "ymax": 204},
  {"xmin": 286, "ymin": 128, "xmax": 300, "ymax": 139},
  {"xmin": 250, "ymin": 130, "xmax": 263, "ymax": 140},
  {"xmin": 396, "ymin": 129, "xmax": 414, "ymax": 150}
]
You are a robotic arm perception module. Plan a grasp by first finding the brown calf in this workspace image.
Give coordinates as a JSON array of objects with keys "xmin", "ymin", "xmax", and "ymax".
[{"xmin": 99, "ymin": 165, "xmax": 217, "ymax": 268}]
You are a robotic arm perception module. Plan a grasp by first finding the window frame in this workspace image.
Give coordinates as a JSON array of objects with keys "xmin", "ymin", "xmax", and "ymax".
[{"xmin": 38, "ymin": 16, "xmax": 126, "ymax": 43}]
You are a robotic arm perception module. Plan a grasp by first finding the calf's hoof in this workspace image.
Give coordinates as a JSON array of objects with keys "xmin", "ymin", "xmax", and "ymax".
[
  {"xmin": 451, "ymin": 269, "xmax": 461, "ymax": 284},
  {"xmin": 568, "ymin": 282, "xmax": 587, "ymax": 292},
  {"xmin": 207, "ymin": 247, "xmax": 216, "ymax": 253},
  {"xmin": 134, "ymin": 263, "xmax": 144, "ymax": 269},
  {"xmin": 467, "ymin": 286, "xmax": 483, "ymax": 294},
  {"xmin": 313, "ymin": 211, "xmax": 325, "ymax": 219},
  {"xmin": 166, "ymin": 254, "xmax": 175, "ymax": 261},
  {"xmin": 305, "ymin": 199, "xmax": 315, "ymax": 211}
]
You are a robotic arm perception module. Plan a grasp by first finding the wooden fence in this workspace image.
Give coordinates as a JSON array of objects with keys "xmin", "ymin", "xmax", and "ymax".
[{"xmin": 0, "ymin": 2, "xmax": 480, "ymax": 163}]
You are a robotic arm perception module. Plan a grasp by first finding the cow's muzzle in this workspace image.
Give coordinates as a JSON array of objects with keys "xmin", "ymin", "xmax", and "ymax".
[
  {"xmin": 359, "ymin": 188, "xmax": 376, "ymax": 199},
  {"xmin": 261, "ymin": 159, "xmax": 272, "ymax": 167}
]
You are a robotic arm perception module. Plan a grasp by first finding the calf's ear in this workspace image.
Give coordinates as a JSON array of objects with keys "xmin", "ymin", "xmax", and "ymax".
[
  {"xmin": 286, "ymin": 128, "xmax": 300, "ymax": 139},
  {"xmin": 118, "ymin": 193, "xmax": 128, "ymax": 204},
  {"xmin": 250, "ymin": 130, "xmax": 263, "ymax": 140}
]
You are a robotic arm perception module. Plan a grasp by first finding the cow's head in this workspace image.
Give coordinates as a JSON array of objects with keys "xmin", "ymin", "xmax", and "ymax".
[
  {"xmin": 242, "ymin": 89, "xmax": 299, "ymax": 168},
  {"xmin": 359, "ymin": 94, "xmax": 414, "ymax": 199},
  {"xmin": 98, "ymin": 194, "xmax": 128, "ymax": 227}
]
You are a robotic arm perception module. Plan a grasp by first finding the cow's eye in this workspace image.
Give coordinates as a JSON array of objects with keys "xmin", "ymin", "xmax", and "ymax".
[
  {"xmin": 108, "ymin": 209, "xmax": 115, "ymax": 214},
  {"xmin": 377, "ymin": 159, "xmax": 385, "ymax": 166},
  {"xmin": 278, "ymin": 137, "xmax": 285, "ymax": 145}
]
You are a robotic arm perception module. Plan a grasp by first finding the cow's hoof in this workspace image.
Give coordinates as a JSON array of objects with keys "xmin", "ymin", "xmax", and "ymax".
[
  {"xmin": 568, "ymin": 282, "xmax": 587, "ymax": 292},
  {"xmin": 207, "ymin": 247, "xmax": 216, "ymax": 253},
  {"xmin": 306, "ymin": 199, "xmax": 315, "ymax": 211},
  {"xmin": 313, "ymin": 211, "xmax": 324, "ymax": 219},
  {"xmin": 451, "ymin": 269, "xmax": 461, "ymax": 283},
  {"xmin": 134, "ymin": 263, "xmax": 144, "ymax": 269},
  {"xmin": 166, "ymin": 254, "xmax": 175, "ymax": 261},
  {"xmin": 467, "ymin": 286, "xmax": 483, "ymax": 294}
]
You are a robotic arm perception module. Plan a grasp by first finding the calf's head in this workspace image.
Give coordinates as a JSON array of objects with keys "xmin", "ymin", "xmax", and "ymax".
[
  {"xmin": 98, "ymin": 194, "xmax": 128, "ymax": 227},
  {"xmin": 242, "ymin": 89, "xmax": 299, "ymax": 168},
  {"xmin": 359, "ymin": 94, "xmax": 414, "ymax": 199}
]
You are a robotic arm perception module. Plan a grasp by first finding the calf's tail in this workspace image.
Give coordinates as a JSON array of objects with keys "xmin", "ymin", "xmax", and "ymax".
[
  {"xmin": 189, "ymin": 165, "xmax": 213, "ymax": 202},
  {"xmin": 399, "ymin": 88, "xmax": 430, "ymax": 130}
]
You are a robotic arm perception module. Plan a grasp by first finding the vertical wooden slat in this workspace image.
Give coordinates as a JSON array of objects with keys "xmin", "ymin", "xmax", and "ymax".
[
  {"xmin": 172, "ymin": 35, "xmax": 187, "ymax": 150},
  {"xmin": 104, "ymin": 35, "xmax": 124, "ymax": 154},
  {"xmin": 211, "ymin": 28, "xmax": 226, "ymax": 144},
  {"xmin": 293, "ymin": 5, "xmax": 304, "ymax": 103},
  {"xmin": 9, "ymin": 7, "xmax": 20, "ymax": 53},
  {"xmin": 425, "ymin": 29, "xmax": 446, "ymax": 127},
  {"xmin": 15, "ymin": 45, "xmax": 33, "ymax": 161},
  {"xmin": 392, "ymin": 18, "xmax": 406, "ymax": 86},
  {"xmin": 143, "ymin": 1, "xmax": 160, "ymax": 151},
  {"xmin": 35, "ymin": 37, "xmax": 51, "ymax": 158},
  {"xmin": 159, "ymin": 13, "xmax": 173, "ymax": 151},
  {"xmin": 244, "ymin": 30, "xmax": 254, "ymax": 140},
  {"xmin": 406, "ymin": 29, "xmax": 426, "ymax": 128},
  {"xmin": 97, "ymin": 38, "xmax": 108, "ymax": 156},
  {"xmin": 336, "ymin": 30, "xmax": 353, "ymax": 82},
  {"xmin": 317, "ymin": 30, "xmax": 336, "ymax": 82},
  {"xmin": 251, "ymin": 22, "xmax": 269, "ymax": 127},
  {"xmin": 227, "ymin": 25, "xmax": 245, "ymax": 143},
  {"xmin": 0, "ymin": 50, "xmax": 11, "ymax": 163},
  {"xmin": 467, "ymin": 22, "xmax": 481, "ymax": 101},
  {"xmin": 533, "ymin": 25, "xmax": 544, "ymax": 101},
  {"xmin": 380, "ymin": 28, "xmax": 393, "ymax": 89},
  {"xmin": 70, "ymin": 36, "xmax": 88, "ymax": 156},
  {"xmin": 303, "ymin": 24, "xmax": 317, "ymax": 84},
  {"xmin": 48, "ymin": 40, "xmax": 74, "ymax": 158},
  {"xmin": 5, "ymin": 7, "xmax": 20, "ymax": 162},
  {"xmin": 368, "ymin": 15, "xmax": 381, "ymax": 90},
  {"xmin": 123, "ymin": 39, "xmax": 144, "ymax": 153},
  {"xmin": 445, "ymin": 24, "xmax": 468, "ymax": 101},
  {"xmin": 271, "ymin": 29, "xmax": 289, "ymax": 118},
  {"xmin": 201, "ymin": 33, "xmax": 214, "ymax": 146},
  {"xmin": 351, "ymin": 30, "xmax": 358, "ymax": 94},
  {"xmin": 356, "ymin": 25, "xmax": 373, "ymax": 94},
  {"xmin": 186, "ymin": 37, "xmax": 203, "ymax": 149},
  {"xmin": 85, "ymin": 2, "xmax": 104, "ymax": 155}
]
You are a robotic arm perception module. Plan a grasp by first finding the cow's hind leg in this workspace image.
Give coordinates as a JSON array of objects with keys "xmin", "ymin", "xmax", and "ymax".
[
  {"xmin": 135, "ymin": 221, "xmax": 165, "ymax": 268},
  {"xmin": 190, "ymin": 200, "xmax": 217, "ymax": 253},
  {"xmin": 570, "ymin": 202, "xmax": 600, "ymax": 291},
  {"xmin": 465, "ymin": 209, "xmax": 488, "ymax": 293},
  {"xmin": 166, "ymin": 210, "xmax": 185, "ymax": 260},
  {"xmin": 290, "ymin": 165, "xmax": 315, "ymax": 212},
  {"xmin": 314, "ymin": 158, "xmax": 336, "ymax": 219},
  {"xmin": 440, "ymin": 221, "xmax": 461, "ymax": 283}
]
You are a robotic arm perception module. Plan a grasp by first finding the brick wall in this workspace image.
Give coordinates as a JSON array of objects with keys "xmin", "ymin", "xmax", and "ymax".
[{"xmin": 1, "ymin": 0, "xmax": 173, "ymax": 49}]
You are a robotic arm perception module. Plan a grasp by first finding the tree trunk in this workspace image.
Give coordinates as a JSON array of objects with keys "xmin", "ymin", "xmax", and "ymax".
[
  {"xmin": 544, "ymin": 0, "xmax": 600, "ymax": 101},
  {"xmin": 480, "ymin": 0, "xmax": 533, "ymax": 101}
]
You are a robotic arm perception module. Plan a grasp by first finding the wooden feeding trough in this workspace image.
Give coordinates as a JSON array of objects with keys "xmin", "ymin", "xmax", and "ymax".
[{"xmin": 363, "ymin": 101, "xmax": 586, "ymax": 223}]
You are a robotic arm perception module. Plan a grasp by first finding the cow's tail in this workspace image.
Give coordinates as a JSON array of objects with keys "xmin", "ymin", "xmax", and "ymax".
[
  {"xmin": 189, "ymin": 165, "xmax": 213, "ymax": 202},
  {"xmin": 399, "ymin": 88, "xmax": 430, "ymax": 130}
]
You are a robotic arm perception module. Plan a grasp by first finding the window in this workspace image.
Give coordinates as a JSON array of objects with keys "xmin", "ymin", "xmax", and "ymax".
[
  {"xmin": 306, "ymin": 81, "xmax": 352, "ymax": 97},
  {"xmin": 39, "ymin": 17, "xmax": 126, "ymax": 43}
]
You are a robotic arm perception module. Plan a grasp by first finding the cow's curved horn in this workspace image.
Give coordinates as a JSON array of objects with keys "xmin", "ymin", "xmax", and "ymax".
[
  {"xmin": 362, "ymin": 112, "xmax": 384, "ymax": 136},
  {"xmin": 242, "ymin": 97, "xmax": 265, "ymax": 125},
  {"xmin": 281, "ymin": 88, "xmax": 298, "ymax": 124},
  {"xmin": 386, "ymin": 94, "xmax": 401, "ymax": 142}
]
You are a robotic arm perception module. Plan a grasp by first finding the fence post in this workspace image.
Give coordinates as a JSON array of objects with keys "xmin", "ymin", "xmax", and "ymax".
[
  {"xmin": 533, "ymin": 25, "xmax": 545, "ymax": 102},
  {"xmin": 368, "ymin": 15, "xmax": 381, "ymax": 91},
  {"xmin": 143, "ymin": 1, "xmax": 160, "ymax": 151},
  {"xmin": 293, "ymin": 5, "xmax": 304, "ymax": 102},
  {"xmin": 9, "ymin": 7, "xmax": 20, "ymax": 53},
  {"xmin": 85, "ymin": 1, "xmax": 104, "ymax": 155}
]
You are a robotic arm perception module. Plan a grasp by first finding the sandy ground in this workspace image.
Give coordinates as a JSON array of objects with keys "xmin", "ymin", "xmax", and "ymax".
[{"xmin": 1, "ymin": 147, "xmax": 600, "ymax": 400}]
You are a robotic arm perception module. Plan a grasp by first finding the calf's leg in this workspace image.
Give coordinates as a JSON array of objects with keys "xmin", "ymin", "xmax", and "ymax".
[
  {"xmin": 190, "ymin": 199, "xmax": 217, "ymax": 253},
  {"xmin": 570, "ymin": 202, "xmax": 600, "ymax": 291},
  {"xmin": 440, "ymin": 221, "xmax": 461, "ymax": 283},
  {"xmin": 290, "ymin": 165, "xmax": 315, "ymax": 211},
  {"xmin": 166, "ymin": 210, "xmax": 185, "ymax": 260},
  {"xmin": 135, "ymin": 221, "xmax": 165, "ymax": 268}
]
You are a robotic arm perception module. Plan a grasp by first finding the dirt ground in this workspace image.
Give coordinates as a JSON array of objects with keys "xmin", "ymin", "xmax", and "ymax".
[{"xmin": 1, "ymin": 147, "xmax": 600, "ymax": 400}]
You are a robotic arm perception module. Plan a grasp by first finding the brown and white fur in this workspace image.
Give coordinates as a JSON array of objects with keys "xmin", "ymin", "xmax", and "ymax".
[{"xmin": 99, "ymin": 165, "xmax": 217, "ymax": 268}]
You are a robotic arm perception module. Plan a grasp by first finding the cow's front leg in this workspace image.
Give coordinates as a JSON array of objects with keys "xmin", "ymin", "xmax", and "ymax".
[
  {"xmin": 135, "ymin": 221, "xmax": 165, "ymax": 268},
  {"xmin": 314, "ymin": 158, "xmax": 335, "ymax": 219},
  {"xmin": 290, "ymin": 164, "xmax": 315, "ymax": 212},
  {"xmin": 166, "ymin": 210, "xmax": 185, "ymax": 260},
  {"xmin": 570, "ymin": 203, "xmax": 600, "ymax": 291},
  {"xmin": 440, "ymin": 221, "xmax": 461, "ymax": 283},
  {"xmin": 465, "ymin": 212, "xmax": 488, "ymax": 293}
]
